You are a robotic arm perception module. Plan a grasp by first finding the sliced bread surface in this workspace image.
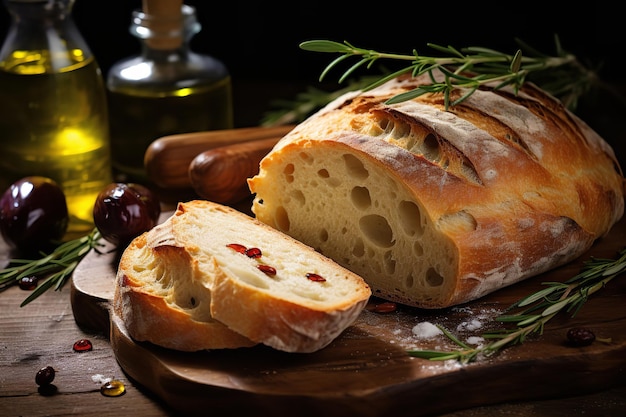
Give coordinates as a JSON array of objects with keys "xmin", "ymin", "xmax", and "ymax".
[{"xmin": 114, "ymin": 200, "xmax": 371, "ymax": 353}]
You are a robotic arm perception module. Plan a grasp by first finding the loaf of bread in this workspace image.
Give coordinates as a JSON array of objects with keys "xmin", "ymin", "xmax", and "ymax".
[
  {"xmin": 113, "ymin": 200, "xmax": 371, "ymax": 353},
  {"xmin": 248, "ymin": 72, "xmax": 624, "ymax": 309}
]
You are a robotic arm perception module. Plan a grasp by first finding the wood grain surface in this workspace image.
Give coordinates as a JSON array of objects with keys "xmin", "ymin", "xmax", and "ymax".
[{"xmin": 68, "ymin": 209, "xmax": 626, "ymax": 417}]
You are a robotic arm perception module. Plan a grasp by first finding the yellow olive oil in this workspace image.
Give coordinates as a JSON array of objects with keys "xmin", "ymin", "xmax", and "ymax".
[
  {"xmin": 107, "ymin": 76, "xmax": 233, "ymax": 182},
  {"xmin": 0, "ymin": 50, "xmax": 112, "ymax": 234}
]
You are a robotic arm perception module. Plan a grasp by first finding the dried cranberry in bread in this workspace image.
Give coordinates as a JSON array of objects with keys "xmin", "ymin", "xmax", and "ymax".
[
  {"xmin": 114, "ymin": 200, "xmax": 371, "ymax": 353},
  {"xmin": 248, "ymin": 72, "xmax": 624, "ymax": 309}
]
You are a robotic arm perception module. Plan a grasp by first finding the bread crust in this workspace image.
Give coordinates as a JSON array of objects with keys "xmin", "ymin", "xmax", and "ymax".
[{"xmin": 249, "ymin": 72, "xmax": 624, "ymax": 308}]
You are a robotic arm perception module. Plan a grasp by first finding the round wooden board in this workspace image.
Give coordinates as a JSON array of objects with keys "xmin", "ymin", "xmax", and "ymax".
[{"xmin": 70, "ymin": 213, "xmax": 626, "ymax": 416}]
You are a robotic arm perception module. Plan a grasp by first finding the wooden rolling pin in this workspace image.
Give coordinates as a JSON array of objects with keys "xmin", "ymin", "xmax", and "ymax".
[
  {"xmin": 144, "ymin": 124, "xmax": 294, "ymax": 189},
  {"xmin": 189, "ymin": 137, "xmax": 280, "ymax": 204}
]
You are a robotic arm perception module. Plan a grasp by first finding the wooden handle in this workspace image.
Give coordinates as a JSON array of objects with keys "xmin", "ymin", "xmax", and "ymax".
[
  {"xmin": 188, "ymin": 137, "xmax": 280, "ymax": 204},
  {"xmin": 144, "ymin": 125, "xmax": 294, "ymax": 188}
]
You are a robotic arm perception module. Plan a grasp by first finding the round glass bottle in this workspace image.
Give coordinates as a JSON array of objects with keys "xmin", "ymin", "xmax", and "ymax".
[
  {"xmin": 107, "ymin": 3, "xmax": 234, "ymax": 184},
  {"xmin": 0, "ymin": 0, "xmax": 113, "ymax": 235}
]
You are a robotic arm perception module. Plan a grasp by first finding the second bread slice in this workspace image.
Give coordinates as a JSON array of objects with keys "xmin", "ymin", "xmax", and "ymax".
[{"xmin": 115, "ymin": 200, "xmax": 372, "ymax": 353}]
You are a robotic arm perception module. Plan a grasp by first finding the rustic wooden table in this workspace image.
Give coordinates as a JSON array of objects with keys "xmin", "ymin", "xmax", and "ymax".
[
  {"xmin": 2, "ymin": 80, "xmax": 626, "ymax": 417},
  {"xmin": 1, "ymin": 237, "xmax": 626, "ymax": 417}
]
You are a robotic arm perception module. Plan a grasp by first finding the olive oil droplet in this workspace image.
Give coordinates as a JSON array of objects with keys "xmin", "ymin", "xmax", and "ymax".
[{"xmin": 100, "ymin": 380, "xmax": 126, "ymax": 397}]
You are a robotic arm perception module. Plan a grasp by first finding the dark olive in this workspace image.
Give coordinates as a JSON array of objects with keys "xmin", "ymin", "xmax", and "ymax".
[
  {"xmin": 566, "ymin": 327, "xmax": 596, "ymax": 347},
  {"xmin": 93, "ymin": 183, "xmax": 161, "ymax": 247},
  {"xmin": 0, "ymin": 176, "xmax": 69, "ymax": 254},
  {"xmin": 35, "ymin": 365, "xmax": 56, "ymax": 386}
]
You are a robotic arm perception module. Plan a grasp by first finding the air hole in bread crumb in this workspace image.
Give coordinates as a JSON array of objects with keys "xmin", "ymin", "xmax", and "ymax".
[
  {"xmin": 283, "ymin": 163, "xmax": 295, "ymax": 183},
  {"xmin": 359, "ymin": 214, "xmax": 394, "ymax": 248},
  {"xmin": 376, "ymin": 116, "xmax": 391, "ymax": 131},
  {"xmin": 299, "ymin": 152, "xmax": 313, "ymax": 164},
  {"xmin": 383, "ymin": 250, "xmax": 396, "ymax": 274},
  {"xmin": 317, "ymin": 168, "xmax": 329, "ymax": 178},
  {"xmin": 352, "ymin": 238, "xmax": 365, "ymax": 257},
  {"xmin": 398, "ymin": 200, "xmax": 424, "ymax": 237},
  {"xmin": 351, "ymin": 186, "xmax": 371, "ymax": 210},
  {"xmin": 463, "ymin": 161, "xmax": 483, "ymax": 183},
  {"xmin": 426, "ymin": 267, "xmax": 444, "ymax": 287},
  {"xmin": 421, "ymin": 133, "xmax": 440, "ymax": 161},
  {"xmin": 319, "ymin": 228, "xmax": 329, "ymax": 242},
  {"xmin": 390, "ymin": 120, "xmax": 411, "ymax": 139},
  {"xmin": 343, "ymin": 154, "xmax": 369, "ymax": 179},
  {"xmin": 405, "ymin": 273, "xmax": 415, "ymax": 288},
  {"xmin": 413, "ymin": 240, "xmax": 424, "ymax": 256},
  {"xmin": 290, "ymin": 190, "xmax": 305, "ymax": 206},
  {"xmin": 274, "ymin": 206, "xmax": 290, "ymax": 232}
]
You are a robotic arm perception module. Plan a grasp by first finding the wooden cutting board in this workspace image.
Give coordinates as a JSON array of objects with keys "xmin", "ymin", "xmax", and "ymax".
[{"xmin": 70, "ymin": 211, "xmax": 626, "ymax": 417}]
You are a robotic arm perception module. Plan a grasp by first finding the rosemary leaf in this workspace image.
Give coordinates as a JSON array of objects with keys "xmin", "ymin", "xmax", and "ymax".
[
  {"xmin": 0, "ymin": 227, "xmax": 104, "ymax": 306},
  {"xmin": 511, "ymin": 284, "xmax": 566, "ymax": 308}
]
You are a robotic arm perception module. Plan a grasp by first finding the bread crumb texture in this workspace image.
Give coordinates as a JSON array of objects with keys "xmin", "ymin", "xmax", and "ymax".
[{"xmin": 249, "ymin": 72, "xmax": 624, "ymax": 309}]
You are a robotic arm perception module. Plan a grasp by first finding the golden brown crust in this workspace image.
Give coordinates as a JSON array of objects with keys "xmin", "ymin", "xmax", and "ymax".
[{"xmin": 249, "ymin": 72, "xmax": 624, "ymax": 308}]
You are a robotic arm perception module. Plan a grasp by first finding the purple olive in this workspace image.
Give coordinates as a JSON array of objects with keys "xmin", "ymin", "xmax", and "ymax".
[
  {"xmin": 566, "ymin": 327, "xmax": 596, "ymax": 347},
  {"xmin": 93, "ymin": 183, "xmax": 161, "ymax": 247},
  {"xmin": 0, "ymin": 176, "xmax": 69, "ymax": 254}
]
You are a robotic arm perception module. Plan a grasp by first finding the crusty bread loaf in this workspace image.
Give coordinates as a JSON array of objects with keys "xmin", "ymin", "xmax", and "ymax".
[
  {"xmin": 113, "ymin": 200, "xmax": 371, "ymax": 353},
  {"xmin": 248, "ymin": 71, "xmax": 624, "ymax": 309}
]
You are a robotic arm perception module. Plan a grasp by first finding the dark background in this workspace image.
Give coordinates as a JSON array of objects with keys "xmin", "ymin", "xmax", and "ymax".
[
  {"xmin": 2, "ymin": 1, "xmax": 623, "ymax": 83},
  {"xmin": 1, "ymin": 1, "xmax": 624, "ymax": 151}
]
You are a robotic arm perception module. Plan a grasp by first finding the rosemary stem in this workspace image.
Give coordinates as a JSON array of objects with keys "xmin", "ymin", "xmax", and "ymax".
[{"xmin": 0, "ymin": 227, "xmax": 104, "ymax": 306}]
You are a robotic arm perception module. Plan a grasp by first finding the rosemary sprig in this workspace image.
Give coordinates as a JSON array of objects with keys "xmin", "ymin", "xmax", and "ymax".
[
  {"xmin": 298, "ymin": 37, "xmax": 592, "ymax": 111},
  {"xmin": 0, "ymin": 228, "xmax": 104, "ymax": 306},
  {"xmin": 407, "ymin": 248, "xmax": 626, "ymax": 364}
]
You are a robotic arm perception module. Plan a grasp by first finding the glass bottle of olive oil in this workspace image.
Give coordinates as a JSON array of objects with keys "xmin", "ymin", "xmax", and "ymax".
[
  {"xmin": 0, "ymin": 0, "xmax": 113, "ymax": 236},
  {"xmin": 107, "ymin": 1, "xmax": 234, "ymax": 184}
]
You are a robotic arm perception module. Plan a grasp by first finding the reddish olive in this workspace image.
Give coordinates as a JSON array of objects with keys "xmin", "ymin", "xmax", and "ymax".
[
  {"xmin": 0, "ymin": 176, "xmax": 69, "ymax": 254},
  {"xmin": 92, "ymin": 183, "xmax": 160, "ymax": 247}
]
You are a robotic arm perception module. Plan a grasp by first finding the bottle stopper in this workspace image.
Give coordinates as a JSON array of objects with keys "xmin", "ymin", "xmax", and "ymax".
[{"xmin": 141, "ymin": 0, "xmax": 184, "ymax": 50}]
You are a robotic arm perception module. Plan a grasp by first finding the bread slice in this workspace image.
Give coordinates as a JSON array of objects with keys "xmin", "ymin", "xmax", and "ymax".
[
  {"xmin": 113, "ymin": 200, "xmax": 371, "ymax": 353},
  {"xmin": 248, "ymin": 72, "xmax": 624, "ymax": 309}
]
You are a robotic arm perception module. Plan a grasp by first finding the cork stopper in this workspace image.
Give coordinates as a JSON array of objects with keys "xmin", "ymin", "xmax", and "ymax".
[{"xmin": 141, "ymin": 0, "xmax": 184, "ymax": 50}]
